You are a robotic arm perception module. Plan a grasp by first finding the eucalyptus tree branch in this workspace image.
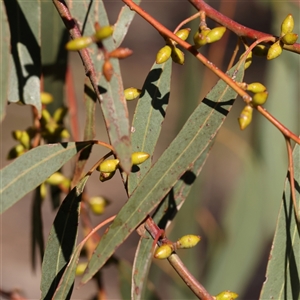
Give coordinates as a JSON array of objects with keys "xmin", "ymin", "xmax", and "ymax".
[
  {"xmin": 145, "ymin": 217, "xmax": 214, "ymax": 300},
  {"xmin": 188, "ymin": 0, "xmax": 300, "ymax": 54},
  {"xmin": 122, "ymin": 0, "xmax": 300, "ymax": 145}
]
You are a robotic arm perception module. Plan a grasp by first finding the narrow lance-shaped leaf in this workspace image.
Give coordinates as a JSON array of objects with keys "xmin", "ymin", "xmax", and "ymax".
[
  {"xmin": 113, "ymin": 0, "xmax": 141, "ymax": 48},
  {"xmin": 259, "ymin": 143, "xmax": 300, "ymax": 299},
  {"xmin": 41, "ymin": 176, "xmax": 89, "ymax": 300},
  {"xmin": 128, "ymin": 59, "xmax": 172, "ymax": 194},
  {"xmin": 0, "ymin": 141, "xmax": 92, "ymax": 213},
  {"xmin": 81, "ymin": 62, "xmax": 245, "ymax": 284},
  {"xmin": 4, "ymin": 0, "xmax": 41, "ymax": 114},
  {"xmin": 66, "ymin": 0, "xmax": 132, "ymax": 173}
]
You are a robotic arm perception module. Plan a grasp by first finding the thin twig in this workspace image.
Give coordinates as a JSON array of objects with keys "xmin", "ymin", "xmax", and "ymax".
[
  {"xmin": 189, "ymin": 0, "xmax": 300, "ymax": 54},
  {"xmin": 145, "ymin": 217, "xmax": 214, "ymax": 300}
]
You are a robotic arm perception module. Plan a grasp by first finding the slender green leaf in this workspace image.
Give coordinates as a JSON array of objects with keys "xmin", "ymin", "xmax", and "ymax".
[
  {"xmin": 67, "ymin": 0, "xmax": 132, "ymax": 173},
  {"xmin": 0, "ymin": 141, "xmax": 92, "ymax": 213},
  {"xmin": 4, "ymin": 0, "xmax": 41, "ymax": 114},
  {"xmin": 41, "ymin": 176, "xmax": 89, "ymax": 300},
  {"xmin": 128, "ymin": 59, "xmax": 172, "ymax": 194},
  {"xmin": 0, "ymin": 2, "xmax": 10, "ymax": 121},
  {"xmin": 81, "ymin": 62, "xmax": 245, "ymax": 284},
  {"xmin": 72, "ymin": 80, "xmax": 96, "ymax": 186},
  {"xmin": 31, "ymin": 185, "xmax": 45, "ymax": 271},
  {"xmin": 118, "ymin": 259, "xmax": 132, "ymax": 300},
  {"xmin": 259, "ymin": 144, "xmax": 300, "ymax": 299},
  {"xmin": 113, "ymin": 0, "xmax": 141, "ymax": 48}
]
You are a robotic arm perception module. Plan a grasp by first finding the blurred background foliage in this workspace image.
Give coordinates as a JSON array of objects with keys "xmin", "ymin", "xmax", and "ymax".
[{"xmin": 1, "ymin": 0, "xmax": 299, "ymax": 299}]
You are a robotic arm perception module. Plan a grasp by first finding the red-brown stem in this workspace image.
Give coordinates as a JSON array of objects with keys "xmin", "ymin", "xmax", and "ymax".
[
  {"xmin": 52, "ymin": 0, "xmax": 103, "ymax": 104},
  {"xmin": 122, "ymin": 0, "xmax": 251, "ymax": 102},
  {"xmin": 145, "ymin": 217, "xmax": 214, "ymax": 300},
  {"xmin": 189, "ymin": 0, "xmax": 300, "ymax": 54},
  {"xmin": 256, "ymin": 107, "xmax": 300, "ymax": 144},
  {"xmin": 122, "ymin": 0, "xmax": 300, "ymax": 145}
]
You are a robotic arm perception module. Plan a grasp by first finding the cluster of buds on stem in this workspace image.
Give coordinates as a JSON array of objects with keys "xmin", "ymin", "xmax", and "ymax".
[
  {"xmin": 237, "ymin": 81, "xmax": 268, "ymax": 130},
  {"xmin": 193, "ymin": 25, "xmax": 226, "ymax": 48},
  {"xmin": 97, "ymin": 152, "xmax": 150, "ymax": 182},
  {"xmin": 154, "ymin": 234, "xmax": 201, "ymax": 259},
  {"xmin": 156, "ymin": 28, "xmax": 190, "ymax": 65},
  {"xmin": 267, "ymin": 14, "xmax": 298, "ymax": 60},
  {"xmin": 65, "ymin": 23, "xmax": 133, "ymax": 82}
]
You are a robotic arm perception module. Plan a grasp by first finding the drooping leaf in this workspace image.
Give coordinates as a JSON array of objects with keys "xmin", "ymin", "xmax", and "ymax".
[
  {"xmin": 128, "ymin": 59, "xmax": 172, "ymax": 195},
  {"xmin": 66, "ymin": 0, "xmax": 132, "ymax": 173},
  {"xmin": 4, "ymin": 0, "xmax": 41, "ymax": 114},
  {"xmin": 118, "ymin": 259, "xmax": 132, "ymax": 300},
  {"xmin": 259, "ymin": 143, "xmax": 300, "ymax": 299},
  {"xmin": 113, "ymin": 0, "xmax": 141, "ymax": 48},
  {"xmin": 0, "ymin": 141, "xmax": 92, "ymax": 213},
  {"xmin": 0, "ymin": 2, "xmax": 10, "ymax": 121},
  {"xmin": 31, "ymin": 185, "xmax": 45, "ymax": 271},
  {"xmin": 41, "ymin": 175, "xmax": 89, "ymax": 300},
  {"xmin": 71, "ymin": 80, "xmax": 96, "ymax": 186},
  {"xmin": 81, "ymin": 62, "xmax": 245, "ymax": 284}
]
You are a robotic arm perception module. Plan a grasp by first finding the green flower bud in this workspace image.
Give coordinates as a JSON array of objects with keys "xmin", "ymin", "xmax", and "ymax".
[
  {"xmin": 40, "ymin": 92, "xmax": 53, "ymax": 105},
  {"xmin": 18, "ymin": 131, "xmax": 31, "ymax": 149},
  {"xmin": 60, "ymin": 129, "xmax": 70, "ymax": 139},
  {"xmin": 7, "ymin": 144, "xmax": 25, "ymax": 159},
  {"xmin": 215, "ymin": 290, "xmax": 238, "ymax": 300},
  {"xmin": 98, "ymin": 159, "xmax": 119, "ymax": 173},
  {"xmin": 44, "ymin": 122, "xmax": 59, "ymax": 135},
  {"xmin": 75, "ymin": 262, "xmax": 88, "ymax": 276},
  {"xmin": 240, "ymin": 51, "xmax": 252, "ymax": 69},
  {"xmin": 40, "ymin": 183, "xmax": 47, "ymax": 199},
  {"xmin": 41, "ymin": 109, "xmax": 52, "ymax": 124},
  {"xmin": 53, "ymin": 107, "xmax": 68, "ymax": 123},
  {"xmin": 281, "ymin": 32, "xmax": 298, "ymax": 45},
  {"xmin": 124, "ymin": 87, "xmax": 142, "ymax": 101},
  {"xmin": 252, "ymin": 91, "xmax": 268, "ymax": 106},
  {"xmin": 252, "ymin": 44, "xmax": 269, "ymax": 57},
  {"xmin": 206, "ymin": 27, "xmax": 226, "ymax": 43},
  {"xmin": 99, "ymin": 171, "xmax": 116, "ymax": 182},
  {"xmin": 131, "ymin": 152, "xmax": 150, "ymax": 165},
  {"xmin": 246, "ymin": 82, "xmax": 267, "ymax": 93},
  {"xmin": 89, "ymin": 196, "xmax": 108, "ymax": 215},
  {"xmin": 94, "ymin": 26, "xmax": 114, "ymax": 41},
  {"xmin": 175, "ymin": 28, "xmax": 191, "ymax": 41},
  {"xmin": 12, "ymin": 130, "xmax": 23, "ymax": 141},
  {"xmin": 238, "ymin": 105, "xmax": 253, "ymax": 130},
  {"xmin": 171, "ymin": 47, "xmax": 185, "ymax": 65},
  {"xmin": 65, "ymin": 36, "xmax": 93, "ymax": 51},
  {"xmin": 46, "ymin": 172, "xmax": 67, "ymax": 185},
  {"xmin": 267, "ymin": 41, "xmax": 283, "ymax": 60},
  {"xmin": 281, "ymin": 14, "xmax": 294, "ymax": 36},
  {"xmin": 156, "ymin": 45, "xmax": 172, "ymax": 64},
  {"xmin": 154, "ymin": 244, "xmax": 174, "ymax": 259},
  {"xmin": 193, "ymin": 28, "xmax": 210, "ymax": 48},
  {"xmin": 176, "ymin": 235, "xmax": 201, "ymax": 249}
]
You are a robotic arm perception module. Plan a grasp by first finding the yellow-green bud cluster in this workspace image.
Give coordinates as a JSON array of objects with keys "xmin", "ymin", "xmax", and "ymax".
[
  {"xmin": 156, "ymin": 28, "xmax": 190, "ymax": 65},
  {"xmin": 193, "ymin": 26, "xmax": 226, "ymax": 48},
  {"xmin": 238, "ymin": 105, "xmax": 253, "ymax": 131},
  {"xmin": 268, "ymin": 14, "xmax": 298, "ymax": 60},
  {"xmin": 246, "ymin": 82, "xmax": 268, "ymax": 106}
]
